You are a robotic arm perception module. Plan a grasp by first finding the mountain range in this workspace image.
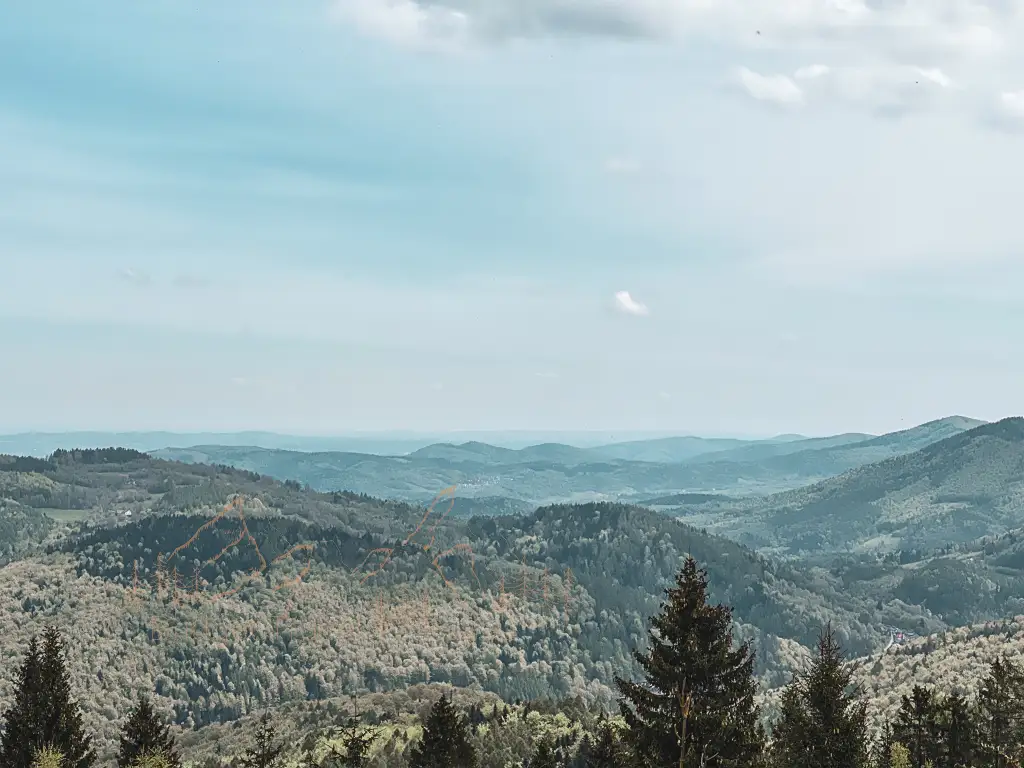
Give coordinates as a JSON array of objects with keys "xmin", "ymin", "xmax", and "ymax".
[{"xmin": 152, "ymin": 416, "xmax": 986, "ymax": 506}]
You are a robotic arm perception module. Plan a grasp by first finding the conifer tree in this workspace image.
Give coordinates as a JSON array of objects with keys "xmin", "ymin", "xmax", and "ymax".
[
  {"xmin": 239, "ymin": 712, "xmax": 284, "ymax": 768},
  {"xmin": 528, "ymin": 737, "xmax": 559, "ymax": 768},
  {"xmin": 937, "ymin": 691, "xmax": 977, "ymax": 768},
  {"xmin": 976, "ymin": 657, "xmax": 1024, "ymax": 768},
  {"xmin": 872, "ymin": 722, "xmax": 897, "ymax": 768},
  {"xmin": 408, "ymin": 693, "xmax": 477, "ymax": 768},
  {"xmin": 330, "ymin": 717, "xmax": 378, "ymax": 767},
  {"xmin": 583, "ymin": 718, "xmax": 620, "ymax": 768},
  {"xmin": 616, "ymin": 557, "xmax": 765, "ymax": 768},
  {"xmin": 2, "ymin": 627, "xmax": 95, "ymax": 768},
  {"xmin": 0, "ymin": 635, "xmax": 45, "ymax": 768},
  {"xmin": 770, "ymin": 623, "xmax": 869, "ymax": 768},
  {"xmin": 893, "ymin": 686, "xmax": 942, "ymax": 768},
  {"xmin": 38, "ymin": 626, "xmax": 95, "ymax": 768},
  {"xmin": 117, "ymin": 694, "xmax": 180, "ymax": 768}
]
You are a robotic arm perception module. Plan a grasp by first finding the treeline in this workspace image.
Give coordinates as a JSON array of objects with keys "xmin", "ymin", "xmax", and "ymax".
[
  {"xmin": 0, "ymin": 449, "xmax": 151, "ymax": 472},
  {"xmin": 8, "ymin": 556, "xmax": 1024, "ymax": 767},
  {"xmin": 50, "ymin": 449, "xmax": 151, "ymax": 466}
]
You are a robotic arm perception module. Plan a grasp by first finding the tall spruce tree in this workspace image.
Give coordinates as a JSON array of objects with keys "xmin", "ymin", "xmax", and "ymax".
[
  {"xmin": 871, "ymin": 722, "xmax": 897, "ymax": 768},
  {"xmin": 893, "ymin": 686, "xmax": 943, "ymax": 768},
  {"xmin": 408, "ymin": 694, "xmax": 477, "ymax": 768},
  {"xmin": 2, "ymin": 627, "xmax": 95, "ymax": 768},
  {"xmin": 769, "ymin": 623, "xmax": 869, "ymax": 768},
  {"xmin": 1, "ymin": 635, "xmax": 45, "ymax": 768},
  {"xmin": 117, "ymin": 694, "xmax": 180, "ymax": 768},
  {"xmin": 616, "ymin": 557, "xmax": 765, "ymax": 768},
  {"xmin": 976, "ymin": 657, "xmax": 1024, "ymax": 768},
  {"xmin": 334, "ymin": 717, "xmax": 378, "ymax": 767},
  {"xmin": 239, "ymin": 712, "xmax": 284, "ymax": 768},
  {"xmin": 937, "ymin": 691, "xmax": 977, "ymax": 768},
  {"xmin": 38, "ymin": 626, "xmax": 95, "ymax": 768}
]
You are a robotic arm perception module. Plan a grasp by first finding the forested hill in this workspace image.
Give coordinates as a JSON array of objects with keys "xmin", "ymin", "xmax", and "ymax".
[
  {"xmin": 697, "ymin": 416, "xmax": 1024, "ymax": 556},
  {"xmin": 1, "ymin": 447, "xmax": 1023, "ymax": 763}
]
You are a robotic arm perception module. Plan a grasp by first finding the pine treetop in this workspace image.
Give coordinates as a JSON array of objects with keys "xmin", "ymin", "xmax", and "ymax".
[
  {"xmin": 770, "ymin": 623, "xmax": 868, "ymax": 768},
  {"xmin": 408, "ymin": 694, "xmax": 477, "ymax": 768},
  {"xmin": 239, "ymin": 712, "xmax": 285, "ymax": 768},
  {"xmin": 616, "ymin": 557, "xmax": 764, "ymax": 768},
  {"xmin": 118, "ymin": 693, "xmax": 180, "ymax": 768}
]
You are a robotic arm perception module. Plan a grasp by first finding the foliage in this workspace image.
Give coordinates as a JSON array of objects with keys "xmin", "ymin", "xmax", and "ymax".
[
  {"xmin": 407, "ymin": 694, "xmax": 477, "ymax": 768},
  {"xmin": 237, "ymin": 712, "xmax": 284, "ymax": 768},
  {"xmin": 0, "ymin": 627, "xmax": 96, "ymax": 768},
  {"xmin": 118, "ymin": 694, "xmax": 180, "ymax": 768},
  {"xmin": 31, "ymin": 746, "xmax": 64, "ymax": 768},
  {"xmin": 770, "ymin": 622, "xmax": 869, "ymax": 768},
  {"xmin": 616, "ymin": 557, "xmax": 765, "ymax": 767}
]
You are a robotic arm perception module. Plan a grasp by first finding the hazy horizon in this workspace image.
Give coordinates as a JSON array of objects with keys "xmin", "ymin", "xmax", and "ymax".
[{"xmin": 0, "ymin": 414, "xmax": 992, "ymax": 458}]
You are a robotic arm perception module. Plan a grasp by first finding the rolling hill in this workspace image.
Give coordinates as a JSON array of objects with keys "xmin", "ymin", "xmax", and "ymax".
[
  {"xmin": 697, "ymin": 416, "xmax": 1024, "ymax": 556},
  {"xmin": 152, "ymin": 416, "xmax": 985, "ymax": 506}
]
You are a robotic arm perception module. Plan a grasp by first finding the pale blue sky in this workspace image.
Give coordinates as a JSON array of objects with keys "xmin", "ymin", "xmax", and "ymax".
[{"xmin": 3, "ymin": 0, "xmax": 1024, "ymax": 436}]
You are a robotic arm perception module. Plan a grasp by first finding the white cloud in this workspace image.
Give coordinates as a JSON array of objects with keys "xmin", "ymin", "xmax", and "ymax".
[
  {"xmin": 996, "ymin": 89, "xmax": 1024, "ymax": 122},
  {"xmin": 330, "ymin": 0, "xmax": 1013, "ymax": 61},
  {"xmin": 534, "ymin": 371, "xmax": 560, "ymax": 378},
  {"xmin": 794, "ymin": 64, "xmax": 830, "ymax": 80},
  {"xmin": 331, "ymin": 0, "xmax": 1021, "ymax": 122},
  {"xmin": 332, "ymin": 0, "xmax": 470, "ymax": 49},
  {"xmin": 614, "ymin": 290, "xmax": 649, "ymax": 316},
  {"xmin": 735, "ymin": 67, "xmax": 804, "ymax": 106},
  {"xmin": 783, "ymin": 63, "xmax": 955, "ymax": 115}
]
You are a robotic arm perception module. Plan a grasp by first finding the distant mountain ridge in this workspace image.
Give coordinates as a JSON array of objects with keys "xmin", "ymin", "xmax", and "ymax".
[{"xmin": 152, "ymin": 416, "xmax": 987, "ymax": 506}]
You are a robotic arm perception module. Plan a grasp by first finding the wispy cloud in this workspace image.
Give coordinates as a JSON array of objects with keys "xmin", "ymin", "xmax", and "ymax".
[
  {"xmin": 614, "ymin": 290, "xmax": 649, "ymax": 316},
  {"xmin": 734, "ymin": 67, "xmax": 804, "ymax": 108}
]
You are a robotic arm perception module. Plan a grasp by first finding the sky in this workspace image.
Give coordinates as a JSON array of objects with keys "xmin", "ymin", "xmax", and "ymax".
[{"xmin": 2, "ymin": 0, "xmax": 1024, "ymax": 437}]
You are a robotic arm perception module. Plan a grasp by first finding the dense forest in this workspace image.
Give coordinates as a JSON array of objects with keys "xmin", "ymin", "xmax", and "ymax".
[
  {"xmin": 6, "ymin": 557, "xmax": 1024, "ymax": 767},
  {"xmin": 5, "ymin": 448, "xmax": 1024, "ymax": 765}
]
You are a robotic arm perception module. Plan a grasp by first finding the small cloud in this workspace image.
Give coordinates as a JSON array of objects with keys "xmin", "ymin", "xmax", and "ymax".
[
  {"xmin": 658, "ymin": 391, "xmax": 671, "ymax": 400},
  {"xmin": 432, "ymin": 381, "xmax": 444, "ymax": 391},
  {"xmin": 230, "ymin": 377, "xmax": 250, "ymax": 387},
  {"xmin": 735, "ymin": 67, "xmax": 804, "ymax": 107},
  {"xmin": 998, "ymin": 90, "xmax": 1024, "ymax": 122},
  {"xmin": 534, "ymin": 371, "xmax": 560, "ymax": 379},
  {"xmin": 797, "ymin": 64, "xmax": 954, "ymax": 117},
  {"xmin": 915, "ymin": 67, "xmax": 952, "ymax": 88},
  {"xmin": 605, "ymin": 157, "xmax": 640, "ymax": 175},
  {"xmin": 331, "ymin": 0, "xmax": 469, "ymax": 50},
  {"xmin": 614, "ymin": 290, "xmax": 649, "ymax": 316}
]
